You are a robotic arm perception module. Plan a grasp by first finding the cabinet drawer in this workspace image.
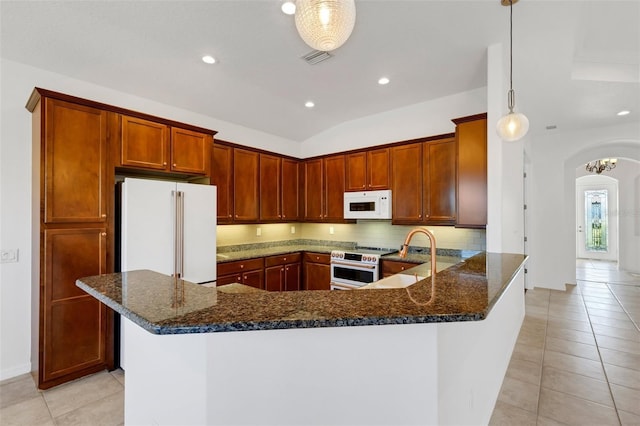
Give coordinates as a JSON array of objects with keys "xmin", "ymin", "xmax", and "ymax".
[
  {"xmin": 381, "ymin": 260, "xmax": 417, "ymax": 276},
  {"xmin": 217, "ymin": 257, "xmax": 264, "ymax": 276},
  {"xmin": 265, "ymin": 252, "xmax": 301, "ymax": 267},
  {"xmin": 302, "ymin": 252, "xmax": 331, "ymax": 264}
]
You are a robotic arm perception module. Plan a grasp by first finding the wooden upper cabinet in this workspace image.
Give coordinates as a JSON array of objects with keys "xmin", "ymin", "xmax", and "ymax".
[
  {"xmin": 120, "ymin": 115, "xmax": 169, "ymax": 171},
  {"xmin": 211, "ymin": 144, "xmax": 233, "ymax": 223},
  {"xmin": 345, "ymin": 148, "xmax": 390, "ymax": 192},
  {"xmin": 391, "ymin": 143, "xmax": 423, "ymax": 223},
  {"xmin": 233, "ymin": 148, "xmax": 259, "ymax": 222},
  {"xmin": 303, "ymin": 159, "xmax": 324, "ymax": 221},
  {"xmin": 44, "ymin": 98, "xmax": 108, "ymax": 223},
  {"xmin": 120, "ymin": 115, "xmax": 210, "ymax": 175},
  {"xmin": 170, "ymin": 127, "xmax": 211, "ymax": 175},
  {"xmin": 323, "ymin": 154, "xmax": 346, "ymax": 221},
  {"xmin": 259, "ymin": 154, "xmax": 281, "ymax": 221},
  {"xmin": 281, "ymin": 158, "xmax": 299, "ymax": 221},
  {"xmin": 424, "ymin": 138, "xmax": 456, "ymax": 224},
  {"xmin": 454, "ymin": 116, "xmax": 487, "ymax": 228},
  {"xmin": 345, "ymin": 152, "xmax": 367, "ymax": 191},
  {"xmin": 367, "ymin": 148, "xmax": 391, "ymax": 190}
]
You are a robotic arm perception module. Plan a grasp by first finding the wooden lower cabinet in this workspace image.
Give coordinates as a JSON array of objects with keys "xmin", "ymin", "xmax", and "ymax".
[
  {"xmin": 302, "ymin": 252, "xmax": 331, "ymax": 291},
  {"xmin": 40, "ymin": 227, "xmax": 111, "ymax": 389},
  {"xmin": 265, "ymin": 253, "xmax": 301, "ymax": 291},
  {"xmin": 380, "ymin": 260, "xmax": 418, "ymax": 278},
  {"xmin": 217, "ymin": 258, "xmax": 265, "ymax": 289}
]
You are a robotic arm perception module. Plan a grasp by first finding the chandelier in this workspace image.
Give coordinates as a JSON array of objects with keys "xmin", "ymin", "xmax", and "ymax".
[
  {"xmin": 496, "ymin": 0, "xmax": 529, "ymax": 142},
  {"xmin": 294, "ymin": 0, "xmax": 356, "ymax": 52},
  {"xmin": 586, "ymin": 158, "xmax": 617, "ymax": 174}
]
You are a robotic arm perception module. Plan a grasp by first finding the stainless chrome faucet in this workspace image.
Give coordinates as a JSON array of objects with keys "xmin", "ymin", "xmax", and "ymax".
[{"xmin": 399, "ymin": 228, "xmax": 437, "ymax": 279}]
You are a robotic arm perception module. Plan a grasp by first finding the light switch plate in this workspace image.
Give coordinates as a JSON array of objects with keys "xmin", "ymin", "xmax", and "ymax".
[{"xmin": 0, "ymin": 249, "xmax": 18, "ymax": 263}]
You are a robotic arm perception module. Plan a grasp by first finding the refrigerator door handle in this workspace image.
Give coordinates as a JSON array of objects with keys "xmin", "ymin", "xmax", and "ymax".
[
  {"xmin": 172, "ymin": 190, "xmax": 181, "ymax": 278},
  {"xmin": 178, "ymin": 190, "xmax": 185, "ymax": 279}
]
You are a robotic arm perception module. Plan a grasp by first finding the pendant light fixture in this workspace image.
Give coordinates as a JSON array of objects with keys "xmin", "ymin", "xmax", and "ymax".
[
  {"xmin": 496, "ymin": 0, "xmax": 529, "ymax": 142},
  {"xmin": 294, "ymin": 0, "xmax": 356, "ymax": 52}
]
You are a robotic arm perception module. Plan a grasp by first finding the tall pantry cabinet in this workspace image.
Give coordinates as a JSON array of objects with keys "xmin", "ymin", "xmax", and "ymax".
[
  {"xmin": 28, "ymin": 90, "xmax": 114, "ymax": 389},
  {"xmin": 27, "ymin": 88, "xmax": 217, "ymax": 390}
]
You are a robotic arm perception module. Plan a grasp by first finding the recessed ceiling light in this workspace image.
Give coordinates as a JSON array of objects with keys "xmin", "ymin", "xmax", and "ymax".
[
  {"xmin": 378, "ymin": 77, "xmax": 390, "ymax": 85},
  {"xmin": 305, "ymin": 101, "xmax": 315, "ymax": 108},
  {"xmin": 202, "ymin": 55, "xmax": 216, "ymax": 64},
  {"xmin": 617, "ymin": 110, "xmax": 630, "ymax": 116},
  {"xmin": 281, "ymin": 1, "xmax": 296, "ymax": 15}
]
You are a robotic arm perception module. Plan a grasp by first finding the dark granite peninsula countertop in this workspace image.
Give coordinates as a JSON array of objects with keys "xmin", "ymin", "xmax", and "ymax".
[{"xmin": 77, "ymin": 252, "xmax": 527, "ymax": 335}]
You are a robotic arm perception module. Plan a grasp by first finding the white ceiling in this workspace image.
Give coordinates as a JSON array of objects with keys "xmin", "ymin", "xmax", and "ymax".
[{"xmin": 1, "ymin": 1, "xmax": 638, "ymax": 142}]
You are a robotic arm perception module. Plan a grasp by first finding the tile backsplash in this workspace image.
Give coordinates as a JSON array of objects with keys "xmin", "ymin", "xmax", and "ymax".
[{"xmin": 217, "ymin": 220, "xmax": 486, "ymax": 252}]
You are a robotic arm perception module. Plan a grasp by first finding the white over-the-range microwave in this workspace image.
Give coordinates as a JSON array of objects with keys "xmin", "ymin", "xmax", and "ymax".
[{"xmin": 343, "ymin": 190, "xmax": 392, "ymax": 220}]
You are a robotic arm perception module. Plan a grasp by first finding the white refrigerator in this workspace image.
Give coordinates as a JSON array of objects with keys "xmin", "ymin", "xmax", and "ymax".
[{"xmin": 119, "ymin": 177, "xmax": 217, "ymax": 368}]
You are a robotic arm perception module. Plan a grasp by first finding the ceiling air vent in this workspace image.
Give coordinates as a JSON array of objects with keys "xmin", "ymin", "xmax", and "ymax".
[{"xmin": 302, "ymin": 50, "xmax": 332, "ymax": 65}]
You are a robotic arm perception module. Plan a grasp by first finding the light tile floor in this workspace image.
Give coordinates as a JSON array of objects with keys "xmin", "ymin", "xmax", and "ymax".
[
  {"xmin": 490, "ymin": 259, "xmax": 640, "ymax": 426},
  {"xmin": 1, "ymin": 260, "xmax": 638, "ymax": 425}
]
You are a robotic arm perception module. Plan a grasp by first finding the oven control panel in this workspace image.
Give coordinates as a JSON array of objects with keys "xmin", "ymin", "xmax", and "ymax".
[{"xmin": 330, "ymin": 251, "xmax": 380, "ymax": 264}]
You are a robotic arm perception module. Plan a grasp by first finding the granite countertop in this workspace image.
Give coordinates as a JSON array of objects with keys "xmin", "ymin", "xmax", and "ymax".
[{"xmin": 77, "ymin": 252, "xmax": 527, "ymax": 335}]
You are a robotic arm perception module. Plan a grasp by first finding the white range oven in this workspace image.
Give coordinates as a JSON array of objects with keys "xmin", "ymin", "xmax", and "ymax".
[{"xmin": 330, "ymin": 248, "xmax": 395, "ymax": 290}]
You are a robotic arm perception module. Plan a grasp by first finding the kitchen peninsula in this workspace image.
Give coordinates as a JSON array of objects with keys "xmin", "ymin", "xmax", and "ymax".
[{"xmin": 77, "ymin": 252, "xmax": 526, "ymax": 426}]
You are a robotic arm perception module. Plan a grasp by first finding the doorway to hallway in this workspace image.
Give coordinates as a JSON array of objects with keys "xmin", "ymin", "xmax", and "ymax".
[{"xmin": 576, "ymin": 174, "xmax": 619, "ymax": 262}]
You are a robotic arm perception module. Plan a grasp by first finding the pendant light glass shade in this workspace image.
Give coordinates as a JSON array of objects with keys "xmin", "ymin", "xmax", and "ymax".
[
  {"xmin": 295, "ymin": 0, "xmax": 356, "ymax": 52},
  {"xmin": 497, "ymin": 111, "xmax": 529, "ymax": 142}
]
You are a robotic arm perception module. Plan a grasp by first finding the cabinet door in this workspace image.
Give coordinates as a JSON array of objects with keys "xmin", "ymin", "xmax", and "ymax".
[
  {"xmin": 170, "ymin": 127, "xmax": 210, "ymax": 174},
  {"xmin": 265, "ymin": 266, "xmax": 284, "ymax": 291},
  {"xmin": 425, "ymin": 139, "xmax": 456, "ymax": 224},
  {"xmin": 260, "ymin": 154, "xmax": 281, "ymax": 221},
  {"xmin": 41, "ymin": 228, "xmax": 109, "ymax": 388},
  {"xmin": 233, "ymin": 149, "xmax": 259, "ymax": 222},
  {"xmin": 211, "ymin": 145, "xmax": 233, "ymax": 223},
  {"xmin": 120, "ymin": 115, "xmax": 169, "ymax": 171},
  {"xmin": 242, "ymin": 269, "xmax": 264, "ymax": 290},
  {"xmin": 284, "ymin": 262, "xmax": 301, "ymax": 291},
  {"xmin": 303, "ymin": 159, "xmax": 323, "ymax": 221},
  {"xmin": 456, "ymin": 118, "xmax": 487, "ymax": 228},
  {"xmin": 345, "ymin": 152, "xmax": 367, "ymax": 191},
  {"xmin": 303, "ymin": 262, "xmax": 331, "ymax": 291},
  {"xmin": 281, "ymin": 158, "xmax": 299, "ymax": 221},
  {"xmin": 391, "ymin": 143, "xmax": 423, "ymax": 223},
  {"xmin": 324, "ymin": 155, "xmax": 346, "ymax": 221},
  {"xmin": 44, "ymin": 99, "xmax": 108, "ymax": 223},
  {"xmin": 367, "ymin": 148, "xmax": 390, "ymax": 190}
]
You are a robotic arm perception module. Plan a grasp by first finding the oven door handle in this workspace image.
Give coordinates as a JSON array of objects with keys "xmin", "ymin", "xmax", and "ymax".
[{"xmin": 330, "ymin": 261, "xmax": 377, "ymax": 269}]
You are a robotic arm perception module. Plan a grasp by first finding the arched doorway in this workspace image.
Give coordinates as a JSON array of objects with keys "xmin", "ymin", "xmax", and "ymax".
[{"xmin": 575, "ymin": 174, "xmax": 618, "ymax": 262}]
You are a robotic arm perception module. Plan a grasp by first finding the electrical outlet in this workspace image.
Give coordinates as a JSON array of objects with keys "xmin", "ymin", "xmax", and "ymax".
[
  {"xmin": 290, "ymin": 226, "xmax": 296, "ymax": 234},
  {"xmin": 0, "ymin": 249, "xmax": 18, "ymax": 263},
  {"xmin": 329, "ymin": 226, "xmax": 334, "ymax": 235},
  {"xmin": 256, "ymin": 227, "xmax": 262, "ymax": 237}
]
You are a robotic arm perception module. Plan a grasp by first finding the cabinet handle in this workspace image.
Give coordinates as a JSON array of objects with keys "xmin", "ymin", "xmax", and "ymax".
[
  {"xmin": 240, "ymin": 265, "xmax": 244, "ymax": 269},
  {"xmin": 418, "ymin": 214, "xmax": 422, "ymax": 218},
  {"xmin": 101, "ymin": 232, "xmax": 107, "ymax": 237},
  {"xmin": 237, "ymin": 276, "xmax": 241, "ymax": 281},
  {"xmin": 282, "ymin": 215, "xmax": 286, "ymax": 218},
  {"xmin": 286, "ymin": 267, "xmax": 289, "ymax": 271},
  {"xmin": 163, "ymin": 162, "xmax": 167, "ymax": 166},
  {"xmin": 362, "ymin": 184, "xmax": 365, "ymax": 188},
  {"xmin": 173, "ymin": 163, "xmax": 177, "ymax": 167},
  {"xmin": 101, "ymin": 214, "xmax": 107, "ymax": 218},
  {"xmin": 401, "ymin": 266, "xmax": 405, "ymax": 270},
  {"xmin": 235, "ymin": 214, "xmax": 239, "ymax": 218}
]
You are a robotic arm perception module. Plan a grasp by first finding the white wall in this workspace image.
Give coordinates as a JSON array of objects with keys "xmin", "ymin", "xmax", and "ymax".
[
  {"xmin": 300, "ymin": 88, "xmax": 486, "ymax": 157},
  {"xmin": 526, "ymin": 125, "xmax": 640, "ymax": 290}
]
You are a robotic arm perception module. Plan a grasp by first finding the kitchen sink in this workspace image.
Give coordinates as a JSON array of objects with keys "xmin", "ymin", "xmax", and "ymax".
[{"xmin": 361, "ymin": 273, "xmax": 426, "ymax": 289}]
